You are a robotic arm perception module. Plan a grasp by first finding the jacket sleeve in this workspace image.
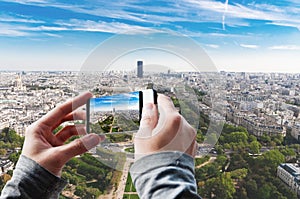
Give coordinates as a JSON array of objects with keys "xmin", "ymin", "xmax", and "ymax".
[
  {"xmin": 130, "ymin": 151, "xmax": 202, "ymax": 199},
  {"xmin": 0, "ymin": 155, "xmax": 67, "ymax": 199}
]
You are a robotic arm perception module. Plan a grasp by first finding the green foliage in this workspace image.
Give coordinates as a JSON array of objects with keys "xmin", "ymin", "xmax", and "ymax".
[
  {"xmin": 106, "ymin": 133, "xmax": 132, "ymax": 143},
  {"xmin": 279, "ymin": 147, "xmax": 296, "ymax": 158},
  {"xmin": 260, "ymin": 150, "xmax": 285, "ymax": 173},
  {"xmin": 124, "ymin": 173, "xmax": 136, "ymax": 192},
  {"xmin": 53, "ymin": 126, "xmax": 63, "ymax": 134},
  {"xmin": 9, "ymin": 151, "xmax": 21, "ymax": 165},
  {"xmin": 0, "ymin": 148, "xmax": 7, "ymax": 156},
  {"xmin": 63, "ymin": 153, "xmax": 117, "ymax": 197},
  {"xmin": 249, "ymin": 140, "xmax": 261, "ymax": 154},
  {"xmin": 0, "ymin": 128, "xmax": 24, "ymax": 148},
  {"xmin": 123, "ymin": 194, "xmax": 140, "ymax": 199},
  {"xmin": 224, "ymin": 132, "xmax": 248, "ymax": 144},
  {"xmin": 222, "ymin": 123, "xmax": 247, "ymax": 134},
  {"xmin": 124, "ymin": 147, "xmax": 135, "ymax": 153},
  {"xmin": 196, "ymin": 130, "xmax": 204, "ymax": 143},
  {"xmin": 195, "ymin": 156, "xmax": 210, "ymax": 166},
  {"xmin": 230, "ymin": 168, "xmax": 248, "ymax": 179},
  {"xmin": 205, "ymin": 133, "xmax": 218, "ymax": 144},
  {"xmin": 200, "ymin": 173, "xmax": 235, "ymax": 199},
  {"xmin": 196, "ymin": 123, "xmax": 296, "ymax": 199}
]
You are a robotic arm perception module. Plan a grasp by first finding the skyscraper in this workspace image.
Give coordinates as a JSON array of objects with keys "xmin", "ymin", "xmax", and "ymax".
[{"xmin": 137, "ymin": 60, "xmax": 143, "ymax": 78}]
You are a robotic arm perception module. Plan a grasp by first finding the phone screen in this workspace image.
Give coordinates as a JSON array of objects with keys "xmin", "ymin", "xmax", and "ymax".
[{"xmin": 86, "ymin": 89, "xmax": 157, "ymax": 134}]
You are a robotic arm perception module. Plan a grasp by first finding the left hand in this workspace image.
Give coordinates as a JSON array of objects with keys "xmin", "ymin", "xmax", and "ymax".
[{"xmin": 22, "ymin": 92, "xmax": 103, "ymax": 176}]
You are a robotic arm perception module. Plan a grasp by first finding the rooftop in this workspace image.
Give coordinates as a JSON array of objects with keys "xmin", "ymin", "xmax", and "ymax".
[{"xmin": 280, "ymin": 163, "xmax": 300, "ymax": 177}]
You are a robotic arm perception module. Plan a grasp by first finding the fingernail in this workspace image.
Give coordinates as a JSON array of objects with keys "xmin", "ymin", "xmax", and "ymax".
[
  {"xmin": 142, "ymin": 104, "xmax": 154, "ymax": 118},
  {"xmin": 82, "ymin": 134, "xmax": 100, "ymax": 150},
  {"xmin": 99, "ymin": 134, "xmax": 106, "ymax": 141},
  {"xmin": 144, "ymin": 103, "xmax": 153, "ymax": 111}
]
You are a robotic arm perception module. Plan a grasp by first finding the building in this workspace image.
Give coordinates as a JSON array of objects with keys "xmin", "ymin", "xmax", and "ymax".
[
  {"xmin": 137, "ymin": 60, "xmax": 143, "ymax": 78},
  {"xmin": 277, "ymin": 163, "xmax": 300, "ymax": 196},
  {"xmin": 292, "ymin": 124, "xmax": 300, "ymax": 142}
]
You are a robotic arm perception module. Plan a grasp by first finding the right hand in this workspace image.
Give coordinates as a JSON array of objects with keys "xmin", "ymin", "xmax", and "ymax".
[{"xmin": 134, "ymin": 94, "xmax": 197, "ymax": 160}]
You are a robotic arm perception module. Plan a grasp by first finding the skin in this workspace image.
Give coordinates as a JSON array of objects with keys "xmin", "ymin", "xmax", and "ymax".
[
  {"xmin": 21, "ymin": 92, "xmax": 102, "ymax": 177},
  {"xmin": 20, "ymin": 92, "xmax": 196, "ymax": 176},
  {"xmin": 135, "ymin": 94, "xmax": 197, "ymax": 160}
]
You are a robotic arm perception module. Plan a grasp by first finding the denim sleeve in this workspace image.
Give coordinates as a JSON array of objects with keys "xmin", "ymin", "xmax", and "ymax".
[
  {"xmin": 130, "ymin": 151, "xmax": 202, "ymax": 199},
  {"xmin": 0, "ymin": 155, "xmax": 67, "ymax": 199}
]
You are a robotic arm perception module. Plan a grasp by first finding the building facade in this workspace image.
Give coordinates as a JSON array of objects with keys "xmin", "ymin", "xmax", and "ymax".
[
  {"xmin": 137, "ymin": 60, "xmax": 143, "ymax": 78},
  {"xmin": 277, "ymin": 163, "xmax": 300, "ymax": 196}
]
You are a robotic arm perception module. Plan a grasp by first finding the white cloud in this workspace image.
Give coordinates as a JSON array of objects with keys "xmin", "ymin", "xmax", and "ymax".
[
  {"xmin": 0, "ymin": 29, "xmax": 30, "ymax": 37},
  {"xmin": 240, "ymin": 44, "xmax": 259, "ymax": 49},
  {"xmin": 206, "ymin": 44, "xmax": 219, "ymax": 49},
  {"xmin": 3, "ymin": 0, "xmax": 299, "ymax": 34},
  {"xmin": 0, "ymin": 14, "xmax": 44, "ymax": 24},
  {"xmin": 0, "ymin": 23, "xmax": 32, "ymax": 36},
  {"xmin": 183, "ymin": 0, "xmax": 300, "ymax": 31},
  {"xmin": 56, "ymin": 19, "xmax": 160, "ymax": 34},
  {"xmin": 269, "ymin": 45, "xmax": 300, "ymax": 50},
  {"xmin": 0, "ymin": 19, "xmax": 160, "ymax": 37},
  {"xmin": 6, "ymin": 0, "xmax": 49, "ymax": 3}
]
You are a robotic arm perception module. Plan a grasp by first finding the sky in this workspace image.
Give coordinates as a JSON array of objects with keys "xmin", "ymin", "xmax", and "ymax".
[
  {"xmin": 90, "ymin": 91, "xmax": 139, "ymax": 112},
  {"xmin": 0, "ymin": 0, "xmax": 300, "ymax": 72}
]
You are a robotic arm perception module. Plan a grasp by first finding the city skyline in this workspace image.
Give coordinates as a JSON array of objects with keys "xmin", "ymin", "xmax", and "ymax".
[{"xmin": 0, "ymin": 0, "xmax": 300, "ymax": 72}]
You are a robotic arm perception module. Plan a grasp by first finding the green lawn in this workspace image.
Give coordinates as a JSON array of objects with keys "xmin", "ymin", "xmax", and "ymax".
[
  {"xmin": 124, "ymin": 173, "xmax": 133, "ymax": 192},
  {"xmin": 123, "ymin": 194, "xmax": 139, "ymax": 199}
]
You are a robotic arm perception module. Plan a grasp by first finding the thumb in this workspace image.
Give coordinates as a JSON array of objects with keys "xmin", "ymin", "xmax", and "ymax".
[
  {"xmin": 137, "ymin": 103, "xmax": 158, "ymax": 137},
  {"xmin": 60, "ymin": 133, "xmax": 103, "ymax": 161}
]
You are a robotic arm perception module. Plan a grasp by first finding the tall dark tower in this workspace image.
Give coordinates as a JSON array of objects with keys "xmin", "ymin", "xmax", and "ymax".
[{"xmin": 137, "ymin": 60, "xmax": 143, "ymax": 78}]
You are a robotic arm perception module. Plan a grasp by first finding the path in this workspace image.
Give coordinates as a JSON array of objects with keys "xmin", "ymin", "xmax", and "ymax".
[
  {"xmin": 115, "ymin": 158, "xmax": 133, "ymax": 199},
  {"xmin": 196, "ymin": 157, "xmax": 216, "ymax": 169}
]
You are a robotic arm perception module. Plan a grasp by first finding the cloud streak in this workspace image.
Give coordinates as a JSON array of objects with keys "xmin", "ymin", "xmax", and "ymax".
[
  {"xmin": 2, "ymin": 0, "xmax": 300, "ymax": 34},
  {"xmin": 240, "ymin": 44, "xmax": 259, "ymax": 49},
  {"xmin": 0, "ymin": 19, "xmax": 160, "ymax": 37},
  {"xmin": 269, "ymin": 45, "xmax": 300, "ymax": 50}
]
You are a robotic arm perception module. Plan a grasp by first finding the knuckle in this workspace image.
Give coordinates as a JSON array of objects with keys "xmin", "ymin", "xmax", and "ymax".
[
  {"xmin": 73, "ymin": 139, "xmax": 84, "ymax": 151},
  {"xmin": 170, "ymin": 113, "xmax": 182, "ymax": 124}
]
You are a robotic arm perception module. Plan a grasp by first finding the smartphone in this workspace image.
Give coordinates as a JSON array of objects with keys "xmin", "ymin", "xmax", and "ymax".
[{"xmin": 86, "ymin": 89, "xmax": 157, "ymax": 134}]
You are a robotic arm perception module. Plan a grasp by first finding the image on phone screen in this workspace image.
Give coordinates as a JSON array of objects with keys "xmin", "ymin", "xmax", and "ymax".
[{"xmin": 86, "ymin": 89, "xmax": 157, "ymax": 135}]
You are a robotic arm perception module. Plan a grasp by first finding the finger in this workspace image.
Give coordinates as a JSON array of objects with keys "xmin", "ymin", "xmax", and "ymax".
[
  {"xmin": 62, "ymin": 110, "xmax": 86, "ymax": 123},
  {"xmin": 50, "ymin": 110, "xmax": 86, "ymax": 132},
  {"xmin": 38, "ymin": 92, "xmax": 92, "ymax": 128},
  {"xmin": 137, "ymin": 103, "xmax": 158, "ymax": 138},
  {"xmin": 152, "ymin": 94, "xmax": 180, "ymax": 136},
  {"xmin": 59, "ymin": 133, "xmax": 103, "ymax": 161},
  {"xmin": 140, "ymin": 103, "xmax": 158, "ymax": 129},
  {"xmin": 55, "ymin": 125, "xmax": 87, "ymax": 145}
]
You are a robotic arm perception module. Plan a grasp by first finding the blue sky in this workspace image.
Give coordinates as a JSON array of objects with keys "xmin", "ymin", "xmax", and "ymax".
[
  {"xmin": 90, "ymin": 91, "xmax": 139, "ymax": 112},
  {"xmin": 0, "ymin": 0, "xmax": 300, "ymax": 72}
]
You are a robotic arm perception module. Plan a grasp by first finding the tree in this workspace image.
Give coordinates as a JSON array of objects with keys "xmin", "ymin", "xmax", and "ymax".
[
  {"xmin": 203, "ymin": 173, "xmax": 235, "ymax": 199},
  {"xmin": 249, "ymin": 141, "xmax": 261, "ymax": 154},
  {"xmin": 206, "ymin": 133, "xmax": 218, "ymax": 144},
  {"xmin": 9, "ymin": 152, "xmax": 21, "ymax": 165},
  {"xmin": 230, "ymin": 168, "xmax": 248, "ymax": 180},
  {"xmin": 257, "ymin": 183, "xmax": 277, "ymax": 199},
  {"xmin": 245, "ymin": 179, "xmax": 258, "ymax": 199},
  {"xmin": 225, "ymin": 132, "xmax": 248, "ymax": 144},
  {"xmin": 0, "ymin": 149, "xmax": 7, "ymax": 156},
  {"xmin": 260, "ymin": 150, "xmax": 285, "ymax": 173},
  {"xmin": 248, "ymin": 135, "xmax": 257, "ymax": 142},
  {"xmin": 260, "ymin": 134, "xmax": 271, "ymax": 144}
]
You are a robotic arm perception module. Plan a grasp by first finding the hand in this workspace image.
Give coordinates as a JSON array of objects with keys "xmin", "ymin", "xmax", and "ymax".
[
  {"xmin": 134, "ymin": 94, "xmax": 197, "ymax": 160},
  {"xmin": 22, "ymin": 92, "xmax": 103, "ymax": 176}
]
